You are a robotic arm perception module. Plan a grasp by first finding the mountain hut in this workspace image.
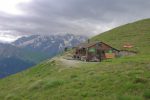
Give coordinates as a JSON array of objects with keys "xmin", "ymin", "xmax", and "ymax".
[{"xmin": 73, "ymin": 41, "xmax": 120, "ymax": 62}]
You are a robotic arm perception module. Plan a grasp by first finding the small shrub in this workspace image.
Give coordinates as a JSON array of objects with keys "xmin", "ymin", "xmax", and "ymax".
[
  {"xmin": 88, "ymin": 71, "xmax": 95, "ymax": 75},
  {"xmin": 125, "ymin": 82, "xmax": 136, "ymax": 90},
  {"xmin": 44, "ymin": 79, "xmax": 64, "ymax": 89},
  {"xmin": 50, "ymin": 60, "xmax": 56, "ymax": 66},
  {"xmin": 143, "ymin": 90, "xmax": 150, "ymax": 99},
  {"xmin": 134, "ymin": 77, "xmax": 147, "ymax": 84},
  {"xmin": 81, "ymin": 92, "xmax": 88, "ymax": 97},
  {"xmin": 70, "ymin": 75, "xmax": 78, "ymax": 79},
  {"xmin": 28, "ymin": 80, "xmax": 44, "ymax": 91}
]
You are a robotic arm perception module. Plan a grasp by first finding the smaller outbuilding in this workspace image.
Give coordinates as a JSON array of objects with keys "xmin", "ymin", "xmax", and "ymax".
[{"xmin": 73, "ymin": 41, "xmax": 120, "ymax": 62}]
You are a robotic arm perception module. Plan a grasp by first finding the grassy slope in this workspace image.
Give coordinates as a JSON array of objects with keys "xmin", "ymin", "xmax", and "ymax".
[
  {"xmin": 92, "ymin": 19, "xmax": 150, "ymax": 54},
  {"xmin": 0, "ymin": 19, "xmax": 150, "ymax": 100}
]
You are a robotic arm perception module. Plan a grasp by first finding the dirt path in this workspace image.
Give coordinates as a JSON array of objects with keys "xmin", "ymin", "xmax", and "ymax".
[{"xmin": 59, "ymin": 58, "xmax": 81, "ymax": 67}]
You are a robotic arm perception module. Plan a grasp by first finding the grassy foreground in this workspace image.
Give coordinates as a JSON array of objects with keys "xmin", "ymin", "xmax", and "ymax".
[{"xmin": 0, "ymin": 19, "xmax": 150, "ymax": 100}]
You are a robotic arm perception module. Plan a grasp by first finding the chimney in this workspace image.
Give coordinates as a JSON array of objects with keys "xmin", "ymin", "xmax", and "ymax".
[{"xmin": 88, "ymin": 39, "xmax": 90, "ymax": 43}]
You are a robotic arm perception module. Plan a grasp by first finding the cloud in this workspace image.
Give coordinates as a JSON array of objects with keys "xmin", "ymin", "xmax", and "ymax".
[
  {"xmin": 0, "ymin": 33, "xmax": 20, "ymax": 43},
  {"xmin": 0, "ymin": 0, "xmax": 150, "ymax": 37}
]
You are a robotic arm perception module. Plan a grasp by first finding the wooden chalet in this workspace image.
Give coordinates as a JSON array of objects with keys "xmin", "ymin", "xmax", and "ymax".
[{"xmin": 73, "ymin": 41, "xmax": 120, "ymax": 62}]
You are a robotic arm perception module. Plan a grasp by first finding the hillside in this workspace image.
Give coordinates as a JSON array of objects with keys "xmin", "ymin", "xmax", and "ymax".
[
  {"xmin": 0, "ymin": 19, "xmax": 150, "ymax": 100},
  {"xmin": 92, "ymin": 19, "xmax": 150, "ymax": 54}
]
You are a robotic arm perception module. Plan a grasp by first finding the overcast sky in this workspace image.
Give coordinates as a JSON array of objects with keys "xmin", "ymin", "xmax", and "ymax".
[{"xmin": 0, "ymin": 0, "xmax": 150, "ymax": 42}]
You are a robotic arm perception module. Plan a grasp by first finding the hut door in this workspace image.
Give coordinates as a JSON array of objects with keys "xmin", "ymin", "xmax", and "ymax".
[
  {"xmin": 101, "ymin": 50, "xmax": 105, "ymax": 60},
  {"xmin": 97, "ymin": 50, "xmax": 105, "ymax": 61}
]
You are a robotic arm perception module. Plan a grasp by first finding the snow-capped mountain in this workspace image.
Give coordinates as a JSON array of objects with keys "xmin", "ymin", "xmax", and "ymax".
[
  {"xmin": 0, "ymin": 34, "xmax": 87, "ymax": 78},
  {"xmin": 13, "ymin": 34, "xmax": 87, "ymax": 57}
]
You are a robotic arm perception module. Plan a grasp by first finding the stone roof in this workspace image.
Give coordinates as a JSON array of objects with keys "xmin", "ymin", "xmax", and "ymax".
[
  {"xmin": 76, "ymin": 41, "xmax": 100, "ymax": 48},
  {"xmin": 76, "ymin": 41, "xmax": 120, "ymax": 51}
]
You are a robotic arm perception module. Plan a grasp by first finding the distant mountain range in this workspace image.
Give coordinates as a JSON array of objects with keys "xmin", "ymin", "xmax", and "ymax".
[{"xmin": 0, "ymin": 34, "xmax": 87, "ymax": 78}]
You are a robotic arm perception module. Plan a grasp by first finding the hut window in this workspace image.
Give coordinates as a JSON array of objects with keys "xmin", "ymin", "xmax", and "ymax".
[
  {"xmin": 108, "ymin": 50, "xmax": 113, "ymax": 53},
  {"xmin": 102, "ymin": 50, "xmax": 105, "ymax": 54},
  {"xmin": 89, "ymin": 48, "xmax": 96, "ymax": 53}
]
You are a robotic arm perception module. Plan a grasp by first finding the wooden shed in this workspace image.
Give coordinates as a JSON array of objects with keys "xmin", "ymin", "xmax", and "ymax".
[{"xmin": 73, "ymin": 41, "xmax": 120, "ymax": 62}]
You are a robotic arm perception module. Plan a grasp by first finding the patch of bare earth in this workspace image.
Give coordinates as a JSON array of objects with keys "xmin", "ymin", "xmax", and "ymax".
[{"xmin": 59, "ymin": 58, "xmax": 81, "ymax": 67}]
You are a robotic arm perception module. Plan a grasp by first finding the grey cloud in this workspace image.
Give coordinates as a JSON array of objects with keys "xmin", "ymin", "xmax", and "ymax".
[{"xmin": 0, "ymin": 0, "xmax": 150, "ymax": 36}]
